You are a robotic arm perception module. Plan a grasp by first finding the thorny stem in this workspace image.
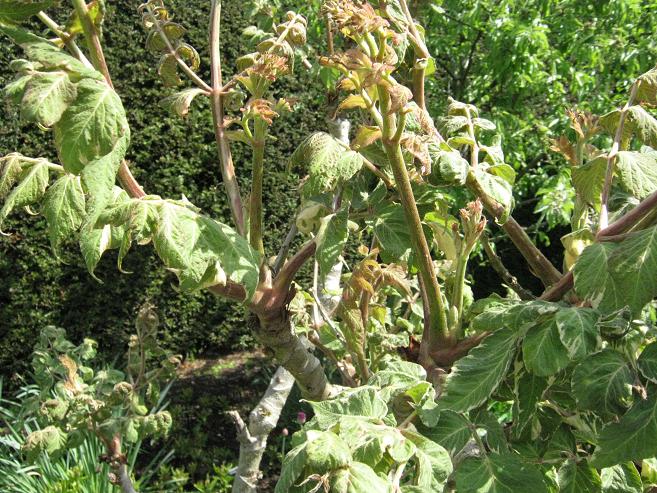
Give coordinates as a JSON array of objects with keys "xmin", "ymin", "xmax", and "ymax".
[
  {"xmin": 377, "ymin": 85, "xmax": 450, "ymax": 352},
  {"xmin": 37, "ymin": 12, "xmax": 92, "ymax": 68},
  {"xmin": 599, "ymin": 81, "xmax": 639, "ymax": 230},
  {"xmin": 145, "ymin": 6, "xmax": 212, "ymax": 93},
  {"xmin": 249, "ymin": 120, "xmax": 267, "ymax": 254},
  {"xmin": 210, "ymin": 0, "xmax": 246, "ymax": 236}
]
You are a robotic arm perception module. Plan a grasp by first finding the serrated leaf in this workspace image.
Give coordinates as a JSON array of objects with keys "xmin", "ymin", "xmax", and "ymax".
[
  {"xmin": 512, "ymin": 371, "xmax": 547, "ymax": 438},
  {"xmin": 20, "ymin": 71, "xmax": 77, "ymax": 127},
  {"xmin": 330, "ymin": 462, "xmax": 391, "ymax": 493},
  {"xmin": 439, "ymin": 328, "xmax": 518, "ymax": 412},
  {"xmin": 160, "ymin": 87, "xmax": 206, "ymax": 118},
  {"xmin": 637, "ymin": 67, "xmax": 657, "ymax": 105},
  {"xmin": 573, "ymin": 242, "xmax": 624, "ymax": 314},
  {"xmin": 305, "ymin": 430, "xmax": 352, "ymax": 475},
  {"xmin": 592, "ymin": 392, "xmax": 657, "ymax": 468},
  {"xmin": 418, "ymin": 410, "xmax": 472, "ymax": 457},
  {"xmin": 557, "ymin": 459, "xmax": 602, "ymax": 492},
  {"xmin": 351, "ymin": 125, "xmax": 381, "ymax": 149},
  {"xmin": 373, "ymin": 203, "xmax": 411, "ymax": 261},
  {"xmin": 473, "ymin": 168, "xmax": 513, "ymax": 221},
  {"xmin": 638, "ymin": 341, "xmax": 657, "ymax": 383},
  {"xmin": 0, "ymin": 160, "xmax": 49, "ymax": 228},
  {"xmin": 601, "ymin": 463, "xmax": 643, "ymax": 493},
  {"xmin": 275, "ymin": 443, "xmax": 308, "ymax": 493},
  {"xmin": 572, "ymin": 155, "xmax": 606, "ymax": 209},
  {"xmin": 54, "ymin": 78, "xmax": 129, "ymax": 174},
  {"xmin": 522, "ymin": 318, "xmax": 570, "ymax": 377},
  {"xmin": 600, "ymin": 105, "xmax": 657, "ymax": 147},
  {"xmin": 315, "ymin": 209, "xmax": 348, "ymax": 277},
  {"xmin": 402, "ymin": 430, "xmax": 452, "ymax": 490},
  {"xmin": 291, "ymin": 132, "xmax": 364, "ymax": 198},
  {"xmin": 0, "ymin": 25, "xmax": 101, "ymax": 79},
  {"xmin": 43, "ymin": 174, "xmax": 86, "ymax": 256},
  {"xmin": 615, "ymin": 150, "xmax": 657, "ymax": 199},
  {"xmin": 0, "ymin": 1, "xmax": 54, "ymax": 24},
  {"xmin": 152, "ymin": 200, "xmax": 260, "ymax": 297},
  {"xmin": 455, "ymin": 453, "xmax": 548, "ymax": 493},
  {"xmin": 307, "ymin": 387, "xmax": 388, "ymax": 429},
  {"xmin": 0, "ymin": 153, "xmax": 27, "ymax": 198},
  {"xmin": 429, "ymin": 149, "xmax": 468, "ymax": 185},
  {"xmin": 571, "ymin": 349, "xmax": 634, "ymax": 415},
  {"xmin": 555, "ymin": 307, "xmax": 599, "ymax": 360},
  {"xmin": 369, "ymin": 360, "xmax": 426, "ymax": 388}
]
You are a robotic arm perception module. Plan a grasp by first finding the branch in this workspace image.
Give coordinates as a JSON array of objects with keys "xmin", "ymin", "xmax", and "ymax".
[
  {"xmin": 466, "ymin": 173, "xmax": 562, "ymax": 287},
  {"xmin": 271, "ymin": 240, "xmax": 317, "ymax": 302},
  {"xmin": 272, "ymin": 222, "xmax": 298, "ymax": 275},
  {"xmin": 399, "ymin": 0, "xmax": 430, "ymax": 110},
  {"xmin": 71, "ymin": 0, "xmax": 112, "ymax": 87},
  {"xmin": 209, "ymin": 0, "xmax": 246, "ymax": 236},
  {"xmin": 229, "ymin": 366, "xmax": 294, "ymax": 493},
  {"xmin": 541, "ymin": 187, "xmax": 657, "ymax": 301},
  {"xmin": 37, "ymin": 12, "xmax": 93, "ymax": 68},
  {"xmin": 481, "ymin": 232, "xmax": 535, "ymax": 300},
  {"xmin": 599, "ymin": 81, "xmax": 639, "ymax": 229},
  {"xmin": 208, "ymin": 280, "xmax": 248, "ymax": 302}
]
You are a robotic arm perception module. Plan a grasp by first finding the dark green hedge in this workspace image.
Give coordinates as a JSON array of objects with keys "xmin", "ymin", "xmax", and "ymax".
[{"xmin": 0, "ymin": 1, "xmax": 322, "ymax": 379}]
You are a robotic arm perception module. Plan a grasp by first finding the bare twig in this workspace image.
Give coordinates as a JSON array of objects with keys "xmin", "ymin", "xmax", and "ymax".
[{"xmin": 481, "ymin": 233, "xmax": 535, "ymax": 300}]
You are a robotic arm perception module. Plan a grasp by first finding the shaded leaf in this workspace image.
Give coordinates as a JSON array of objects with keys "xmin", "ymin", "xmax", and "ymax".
[
  {"xmin": 455, "ymin": 453, "xmax": 548, "ymax": 493},
  {"xmin": 557, "ymin": 459, "xmax": 602, "ymax": 493},
  {"xmin": 555, "ymin": 306, "xmax": 599, "ymax": 360},
  {"xmin": 522, "ymin": 318, "xmax": 570, "ymax": 377}
]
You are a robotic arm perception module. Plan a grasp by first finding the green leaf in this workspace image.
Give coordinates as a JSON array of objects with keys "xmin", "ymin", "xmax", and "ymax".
[
  {"xmin": 152, "ymin": 200, "xmax": 260, "ymax": 297},
  {"xmin": 573, "ymin": 242, "xmax": 623, "ymax": 314},
  {"xmin": 429, "ymin": 149, "xmax": 469, "ymax": 185},
  {"xmin": 305, "ymin": 430, "xmax": 351, "ymax": 475},
  {"xmin": 373, "ymin": 203, "xmax": 411, "ymax": 261},
  {"xmin": 600, "ymin": 106, "xmax": 657, "ymax": 148},
  {"xmin": 572, "ymin": 156, "xmax": 606, "ymax": 209},
  {"xmin": 22, "ymin": 425, "xmax": 67, "ymax": 463},
  {"xmin": 512, "ymin": 371, "xmax": 547, "ymax": 438},
  {"xmin": 455, "ymin": 453, "xmax": 548, "ymax": 493},
  {"xmin": 307, "ymin": 387, "xmax": 388, "ymax": 429},
  {"xmin": 607, "ymin": 226, "xmax": 657, "ymax": 315},
  {"xmin": 275, "ymin": 443, "xmax": 308, "ymax": 493},
  {"xmin": 369, "ymin": 360, "xmax": 426, "ymax": 388},
  {"xmin": 0, "ymin": 25, "xmax": 101, "ymax": 79},
  {"xmin": 488, "ymin": 163, "xmax": 516, "ymax": 185},
  {"xmin": 43, "ymin": 174, "xmax": 86, "ymax": 256},
  {"xmin": 471, "ymin": 300, "xmax": 560, "ymax": 333},
  {"xmin": 418, "ymin": 410, "xmax": 472, "ymax": 457},
  {"xmin": 472, "ymin": 168, "xmax": 513, "ymax": 221},
  {"xmin": 601, "ymin": 463, "xmax": 643, "ymax": 493},
  {"xmin": 638, "ymin": 342, "xmax": 657, "ymax": 384},
  {"xmin": 555, "ymin": 307, "xmax": 599, "ymax": 360},
  {"xmin": 592, "ymin": 392, "xmax": 657, "ymax": 468},
  {"xmin": 0, "ymin": 1, "xmax": 54, "ymax": 24},
  {"xmin": 19, "ymin": 71, "xmax": 77, "ymax": 127},
  {"xmin": 571, "ymin": 349, "xmax": 634, "ymax": 415},
  {"xmin": 0, "ymin": 153, "xmax": 28, "ymax": 198},
  {"xmin": 330, "ymin": 462, "xmax": 391, "ymax": 493},
  {"xmin": 557, "ymin": 460, "xmax": 602, "ymax": 492},
  {"xmin": 160, "ymin": 87, "xmax": 206, "ymax": 118},
  {"xmin": 54, "ymin": 78, "xmax": 129, "ymax": 174},
  {"xmin": 0, "ymin": 160, "xmax": 49, "ymax": 228},
  {"xmin": 637, "ymin": 67, "xmax": 657, "ymax": 105},
  {"xmin": 439, "ymin": 328, "xmax": 518, "ymax": 412},
  {"xmin": 291, "ymin": 132, "xmax": 363, "ymax": 198},
  {"xmin": 315, "ymin": 209, "xmax": 348, "ymax": 277},
  {"xmin": 522, "ymin": 318, "xmax": 570, "ymax": 377},
  {"xmin": 615, "ymin": 150, "xmax": 657, "ymax": 199},
  {"xmin": 402, "ymin": 430, "xmax": 452, "ymax": 491}
]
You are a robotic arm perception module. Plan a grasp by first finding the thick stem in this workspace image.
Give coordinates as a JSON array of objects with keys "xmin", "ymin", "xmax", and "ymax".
[
  {"xmin": 251, "ymin": 313, "xmax": 333, "ymax": 401},
  {"xmin": 399, "ymin": 0, "xmax": 429, "ymax": 111},
  {"xmin": 600, "ymin": 82, "xmax": 639, "ymax": 230},
  {"xmin": 450, "ymin": 251, "xmax": 468, "ymax": 335},
  {"xmin": 210, "ymin": 0, "xmax": 246, "ymax": 236},
  {"xmin": 466, "ymin": 173, "xmax": 562, "ymax": 287},
  {"xmin": 230, "ymin": 367, "xmax": 294, "ymax": 493},
  {"xmin": 249, "ymin": 120, "xmax": 266, "ymax": 254},
  {"xmin": 378, "ymin": 86, "xmax": 450, "ymax": 348},
  {"xmin": 107, "ymin": 436, "xmax": 138, "ymax": 493}
]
